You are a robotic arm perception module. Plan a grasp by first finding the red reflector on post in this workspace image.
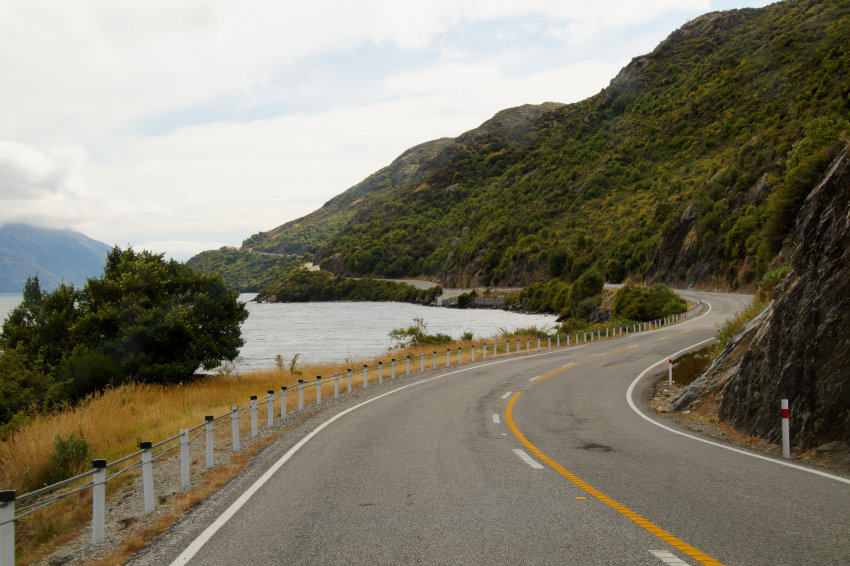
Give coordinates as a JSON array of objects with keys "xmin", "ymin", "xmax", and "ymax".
[{"xmin": 781, "ymin": 409, "xmax": 789, "ymax": 419}]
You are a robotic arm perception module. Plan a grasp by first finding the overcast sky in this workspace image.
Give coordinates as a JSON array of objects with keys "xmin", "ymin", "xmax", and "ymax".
[{"xmin": 0, "ymin": 0, "xmax": 775, "ymax": 261}]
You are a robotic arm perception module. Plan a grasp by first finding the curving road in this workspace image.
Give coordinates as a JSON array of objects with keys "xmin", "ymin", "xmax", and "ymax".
[{"xmin": 131, "ymin": 291, "xmax": 850, "ymax": 566}]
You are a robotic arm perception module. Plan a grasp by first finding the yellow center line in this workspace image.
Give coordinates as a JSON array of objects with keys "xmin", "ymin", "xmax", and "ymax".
[
  {"xmin": 599, "ymin": 344, "xmax": 642, "ymax": 357},
  {"xmin": 505, "ymin": 393, "xmax": 726, "ymax": 566},
  {"xmin": 534, "ymin": 362, "xmax": 577, "ymax": 382},
  {"xmin": 658, "ymin": 329, "xmax": 693, "ymax": 341}
]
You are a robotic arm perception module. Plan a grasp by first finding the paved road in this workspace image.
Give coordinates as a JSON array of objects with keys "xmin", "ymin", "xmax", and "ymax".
[{"xmin": 132, "ymin": 291, "xmax": 850, "ymax": 565}]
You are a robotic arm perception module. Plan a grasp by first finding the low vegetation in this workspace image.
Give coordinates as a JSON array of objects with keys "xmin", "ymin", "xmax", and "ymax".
[
  {"xmin": 186, "ymin": 247, "xmax": 305, "ymax": 292},
  {"xmin": 255, "ymin": 269, "xmax": 442, "ymax": 304}
]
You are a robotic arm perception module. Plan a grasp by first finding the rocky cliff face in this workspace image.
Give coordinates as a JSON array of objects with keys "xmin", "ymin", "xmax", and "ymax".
[{"xmin": 673, "ymin": 145, "xmax": 850, "ymax": 449}]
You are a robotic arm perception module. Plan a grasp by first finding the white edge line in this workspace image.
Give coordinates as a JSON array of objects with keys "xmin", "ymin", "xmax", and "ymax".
[
  {"xmin": 172, "ymin": 354, "xmax": 540, "ymax": 564},
  {"xmin": 626, "ymin": 303, "xmax": 850, "ymax": 486}
]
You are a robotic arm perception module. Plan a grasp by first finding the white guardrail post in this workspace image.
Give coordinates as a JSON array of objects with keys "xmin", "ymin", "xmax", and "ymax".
[
  {"xmin": 406, "ymin": 356, "xmax": 411, "ymax": 375},
  {"xmin": 316, "ymin": 377, "xmax": 322, "ymax": 405},
  {"xmin": 205, "ymin": 416, "xmax": 215, "ymax": 469},
  {"xmin": 280, "ymin": 387, "xmax": 288, "ymax": 418},
  {"xmin": 391, "ymin": 359, "xmax": 396, "ymax": 379},
  {"xmin": 298, "ymin": 380, "xmax": 305, "ymax": 409},
  {"xmin": 267, "ymin": 390, "xmax": 275, "ymax": 427},
  {"xmin": 432, "ymin": 351, "xmax": 437, "ymax": 368},
  {"xmin": 140, "ymin": 441, "xmax": 154, "ymax": 514},
  {"xmin": 334, "ymin": 372, "xmax": 340, "ymax": 398},
  {"xmin": 446, "ymin": 349, "xmax": 451, "ymax": 367},
  {"xmin": 1, "ymin": 490, "xmax": 15, "ymax": 566},
  {"xmin": 471, "ymin": 346, "xmax": 475, "ymax": 363},
  {"xmin": 92, "ymin": 460, "xmax": 106, "ymax": 544},
  {"xmin": 180, "ymin": 429, "xmax": 190, "ymax": 489},
  {"xmin": 346, "ymin": 370, "xmax": 352, "ymax": 393},
  {"xmin": 363, "ymin": 366, "xmax": 368, "ymax": 388},
  {"xmin": 483, "ymin": 343, "xmax": 487, "ymax": 360},
  {"xmin": 231, "ymin": 405, "xmax": 240, "ymax": 452},
  {"xmin": 250, "ymin": 396, "xmax": 258, "ymax": 438},
  {"xmin": 378, "ymin": 362, "xmax": 383, "ymax": 384},
  {"xmin": 420, "ymin": 354, "xmax": 425, "ymax": 372}
]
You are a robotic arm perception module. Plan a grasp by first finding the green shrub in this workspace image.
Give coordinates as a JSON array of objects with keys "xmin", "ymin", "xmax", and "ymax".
[{"xmin": 36, "ymin": 432, "xmax": 90, "ymax": 488}]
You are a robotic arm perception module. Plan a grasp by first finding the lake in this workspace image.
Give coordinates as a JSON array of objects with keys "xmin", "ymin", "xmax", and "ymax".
[{"xmin": 0, "ymin": 293, "xmax": 557, "ymax": 372}]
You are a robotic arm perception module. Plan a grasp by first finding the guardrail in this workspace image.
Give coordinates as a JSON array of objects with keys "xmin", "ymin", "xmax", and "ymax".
[{"xmin": 0, "ymin": 299, "xmax": 704, "ymax": 565}]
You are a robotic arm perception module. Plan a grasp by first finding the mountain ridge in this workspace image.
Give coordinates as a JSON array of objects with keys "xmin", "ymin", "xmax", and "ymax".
[
  {"xmin": 191, "ymin": 0, "xmax": 850, "ymax": 292},
  {"xmin": 0, "ymin": 224, "xmax": 112, "ymax": 292}
]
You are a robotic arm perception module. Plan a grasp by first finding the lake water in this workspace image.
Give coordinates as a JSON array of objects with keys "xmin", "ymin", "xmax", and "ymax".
[{"xmin": 0, "ymin": 293, "xmax": 557, "ymax": 372}]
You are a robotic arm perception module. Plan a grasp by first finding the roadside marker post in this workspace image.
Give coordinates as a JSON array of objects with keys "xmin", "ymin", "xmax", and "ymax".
[
  {"xmin": 668, "ymin": 358, "xmax": 673, "ymax": 386},
  {"xmin": 781, "ymin": 399, "xmax": 791, "ymax": 459},
  {"xmin": 315, "ymin": 377, "xmax": 322, "ymax": 405},
  {"xmin": 280, "ymin": 387, "xmax": 288, "ymax": 418}
]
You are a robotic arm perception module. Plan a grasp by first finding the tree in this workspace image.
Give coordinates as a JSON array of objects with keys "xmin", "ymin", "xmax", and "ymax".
[
  {"xmin": 0, "ymin": 248, "xmax": 249, "ymax": 408},
  {"xmin": 72, "ymin": 247, "xmax": 249, "ymax": 386}
]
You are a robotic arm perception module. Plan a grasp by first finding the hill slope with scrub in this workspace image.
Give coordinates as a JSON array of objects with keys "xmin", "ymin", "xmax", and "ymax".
[{"xmin": 192, "ymin": 0, "xmax": 850, "ymax": 292}]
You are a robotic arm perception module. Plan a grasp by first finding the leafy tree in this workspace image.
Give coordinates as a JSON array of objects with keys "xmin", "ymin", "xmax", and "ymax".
[
  {"xmin": 613, "ymin": 283, "xmax": 687, "ymax": 321},
  {"xmin": 0, "ymin": 247, "xmax": 249, "ymax": 414},
  {"xmin": 569, "ymin": 268, "xmax": 604, "ymax": 314},
  {"xmin": 72, "ymin": 248, "xmax": 249, "ymax": 386}
]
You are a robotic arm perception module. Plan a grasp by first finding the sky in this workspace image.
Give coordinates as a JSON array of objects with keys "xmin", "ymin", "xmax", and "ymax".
[{"xmin": 0, "ymin": 0, "xmax": 776, "ymax": 261}]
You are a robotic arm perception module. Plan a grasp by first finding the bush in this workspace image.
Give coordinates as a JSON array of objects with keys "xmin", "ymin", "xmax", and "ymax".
[
  {"xmin": 37, "ymin": 433, "xmax": 90, "ymax": 488},
  {"xmin": 388, "ymin": 318, "xmax": 452, "ymax": 348},
  {"xmin": 613, "ymin": 283, "xmax": 687, "ymax": 321}
]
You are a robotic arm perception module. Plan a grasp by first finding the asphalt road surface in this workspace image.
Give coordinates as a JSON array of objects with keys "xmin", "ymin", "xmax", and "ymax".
[{"xmin": 130, "ymin": 291, "xmax": 850, "ymax": 566}]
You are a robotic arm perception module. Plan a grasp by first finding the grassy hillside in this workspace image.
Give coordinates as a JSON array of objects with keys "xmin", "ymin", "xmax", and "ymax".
[
  {"xmin": 185, "ymin": 247, "xmax": 305, "ymax": 292},
  {"xmin": 194, "ymin": 0, "xmax": 850, "ymax": 290}
]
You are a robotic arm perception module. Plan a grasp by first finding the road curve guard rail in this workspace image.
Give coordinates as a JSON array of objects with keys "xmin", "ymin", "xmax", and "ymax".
[{"xmin": 0, "ymin": 299, "xmax": 705, "ymax": 564}]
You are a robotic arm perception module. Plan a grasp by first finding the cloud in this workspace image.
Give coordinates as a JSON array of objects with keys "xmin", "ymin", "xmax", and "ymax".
[{"xmin": 0, "ymin": 141, "xmax": 88, "ymax": 199}]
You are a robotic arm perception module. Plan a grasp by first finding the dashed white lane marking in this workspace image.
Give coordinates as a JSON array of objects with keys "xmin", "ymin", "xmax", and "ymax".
[
  {"xmin": 492, "ymin": 414, "xmax": 501, "ymax": 424},
  {"xmin": 529, "ymin": 375, "xmax": 541, "ymax": 382},
  {"xmin": 649, "ymin": 549, "xmax": 689, "ymax": 564},
  {"xmin": 501, "ymin": 391, "xmax": 513, "ymax": 399},
  {"xmin": 512, "ymin": 448, "xmax": 544, "ymax": 469}
]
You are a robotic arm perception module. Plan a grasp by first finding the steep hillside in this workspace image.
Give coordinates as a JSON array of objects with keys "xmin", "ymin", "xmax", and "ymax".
[
  {"xmin": 670, "ymin": 143, "xmax": 850, "ymax": 450},
  {"xmin": 193, "ymin": 0, "xmax": 850, "ymax": 290},
  {"xmin": 0, "ymin": 224, "xmax": 111, "ymax": 292}
]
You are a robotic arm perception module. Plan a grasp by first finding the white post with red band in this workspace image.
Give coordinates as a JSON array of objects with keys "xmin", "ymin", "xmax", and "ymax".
[
  {"xmin": 781, "ymin": 399, "xmax": 791, "ymax": 459},
  {"xmin": 668, "ymin": 358, "xmax": 673, "ymax": 386}
]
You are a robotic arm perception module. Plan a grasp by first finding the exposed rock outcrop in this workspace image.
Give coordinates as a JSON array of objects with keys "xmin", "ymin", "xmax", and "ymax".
[{"xmin": 674, "ymin": 145, "xmax": 850, "ymax": 449}]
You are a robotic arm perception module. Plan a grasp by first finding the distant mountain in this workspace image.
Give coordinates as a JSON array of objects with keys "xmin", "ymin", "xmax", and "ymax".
[
  {"xmin": 192, "ymin": 0, "xmax": 850, "ymax": 290},
  {"xmin": 0, "ymin": 224, "xmax": 112, "ymax": 292}
]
